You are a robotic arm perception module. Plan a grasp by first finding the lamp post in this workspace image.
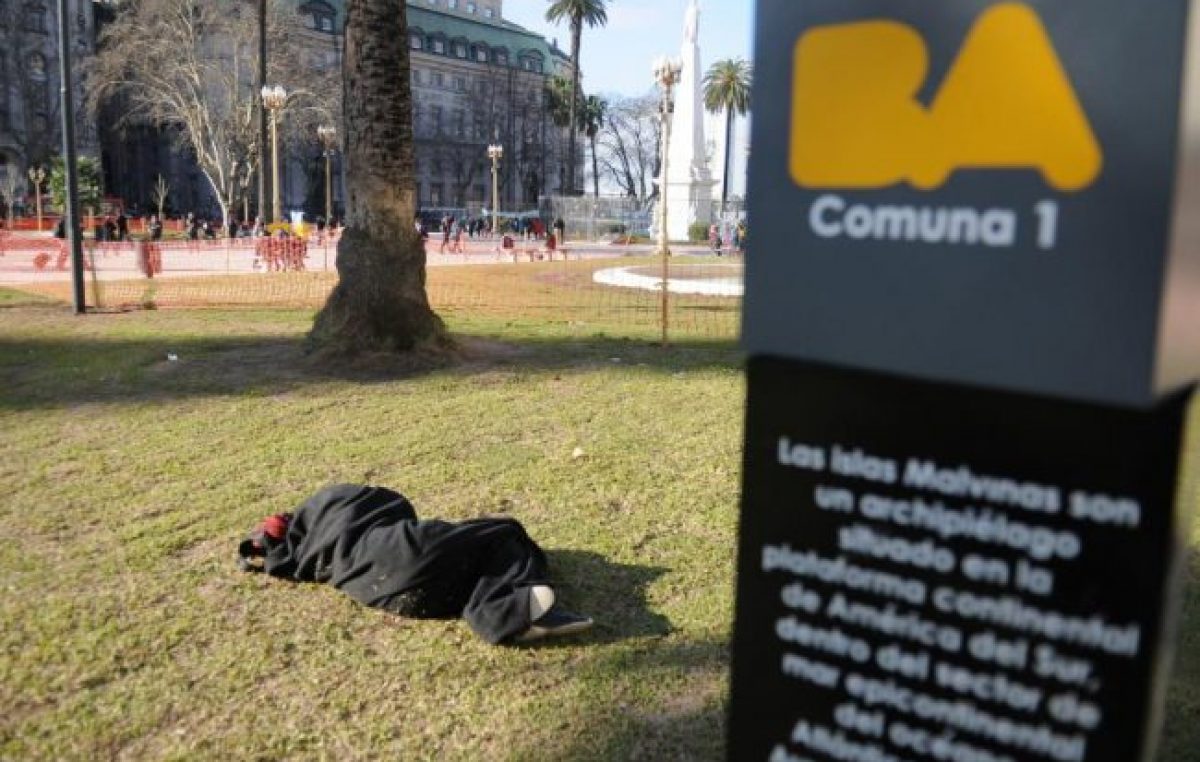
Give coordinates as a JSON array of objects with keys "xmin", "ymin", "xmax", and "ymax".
[
  {"xmin": 27, "ymin": 166, "xmax": 46, "ymax": 232},
  {"xmin": 317, "ymin": 125, "xmax": 337, "ymax": 224},
  {"xmin": 257, "ymin": 0, "xmax": 268, "ymax": 223},
  {"xmin": 261, "ymin": 84, "xmax": 287, "ymax": 224},
  {"xmin": 653, "ymin": 55, "xmax": 682, "ymax": 346},
  {"xmin": 487, "ymin": 143, "xmax": 503, "ymax": 238}
]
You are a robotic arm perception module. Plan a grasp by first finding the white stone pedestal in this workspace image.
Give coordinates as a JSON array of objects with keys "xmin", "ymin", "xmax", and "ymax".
[{"xmin": 664, "ymin": 172, "xmax": 714, "ymax": 243}]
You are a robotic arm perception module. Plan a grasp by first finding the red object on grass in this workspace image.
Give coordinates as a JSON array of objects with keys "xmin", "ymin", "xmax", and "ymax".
[{"xmin": 260, "ymin": 513, "xmax": 292, "ymax": 541}]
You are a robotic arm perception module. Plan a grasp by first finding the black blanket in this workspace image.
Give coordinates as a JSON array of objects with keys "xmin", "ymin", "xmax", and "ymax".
[{"xmin": 264, "ymin": 484, "xmax": 549, "ymax": 644}]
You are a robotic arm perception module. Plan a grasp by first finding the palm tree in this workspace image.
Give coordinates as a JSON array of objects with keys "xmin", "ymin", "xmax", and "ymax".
[
  {"xmin": 308, "ymin": 0, "xmax": 447, "ymax": 354},
  {"xmin": 545, "ymin": 0, "xmax": 608, "ymax": 196},
  {"xmin": 545, "ymin": 75, "xmax": 576, "ymax": 128},
  {"xmin": 702, "ymin": 58, "xmax": 752, "ymax": 214},
  {"xmin": 581, "ymin": 95, "xmax": 607, "ymax": 198}
]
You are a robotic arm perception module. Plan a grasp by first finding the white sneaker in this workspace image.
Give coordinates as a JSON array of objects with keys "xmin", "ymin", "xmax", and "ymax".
[{"xmin": 529, "ymin": 585, "xmax": 556, "ymax": 620}]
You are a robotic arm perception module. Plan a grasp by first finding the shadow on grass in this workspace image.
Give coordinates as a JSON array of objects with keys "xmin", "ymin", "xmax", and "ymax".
[
  {"xmin": 515, "ymin": 634, "xmax": 730, "ymax": 761},
  {"xmin": 544, "ymin": 549, "xmax": 672, "ymax": 645},
  {"xmin": 0, "ymin": 327, "xmax": 742, "ymax": 410}
]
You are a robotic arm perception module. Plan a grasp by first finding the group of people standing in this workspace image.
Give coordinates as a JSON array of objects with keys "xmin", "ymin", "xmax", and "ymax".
[
  {"xmin": 708, "ymin": 220, "xmax": 748, "ymax": 256},
  {"xmin": 52, "ymin": 210, "xmax": 342, "ymax": 244},
  {"xmin": 418, "ymin": 213, "xmax": 567, "ymax": 255},
  {"xmin": 179, "ymin": 213, "xmax": 341, "ymax": 242},
  {"xmin": 55, "ymin": 212, "xmax": 134, "ymax": 242},
  {"xmin": 95, "ymin": 213, "xmax": 130, "ymax": 242},
  {"xmin": 427, "ymin": 215, "xmax": 491, "ymax": 254},
  {"xmin": 184, "ymin": 212, "xmax": 264, "ymax": 241}
]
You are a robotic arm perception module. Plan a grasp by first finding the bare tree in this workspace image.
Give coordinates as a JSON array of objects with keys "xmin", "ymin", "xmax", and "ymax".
[
  {"xmin": 276, "ymin": 26, "xmax": 342, "ymax": 146},
  {"xmin": 2, "ymin": 172, "xmax": 24, "ymax": 228},
  {"xmin": 453, "ymin": 63, "xmax": 555, "ymax": 209},
  {"xmin": 277, "ymin": 26, "xmax": 342, "ymax": 212},
  {"xmin": 87, "ymin": 0, "xmax": 337, "ymax": 226},
  {"xmin": 477, "ymin": 64, "xmax": 522, "ymax": 204},
  {"xmin": 152, "ymin": 174, "xmax": 169, "ymax": 218},
  {"xmin": 596, "ymin": 94, "xmax": 660, "ymax": 200},
  {"xmin": 511, "ymin": 84, "xmax": 545, "ymax": 206}
]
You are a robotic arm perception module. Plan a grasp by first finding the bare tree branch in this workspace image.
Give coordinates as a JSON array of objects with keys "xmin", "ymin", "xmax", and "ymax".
[
  {"xmin": 596, "ymin": 94, "xmax": 659, "ymax": 200},
  {"xmin": 86, "ymin": 0, "xmax": 339, "ymax": 224}
]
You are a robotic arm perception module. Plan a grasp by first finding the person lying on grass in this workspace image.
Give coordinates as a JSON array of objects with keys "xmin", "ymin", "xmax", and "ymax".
[{"xmin": 237, "ymin": 483, "xmax": 593, "ymax": 644}]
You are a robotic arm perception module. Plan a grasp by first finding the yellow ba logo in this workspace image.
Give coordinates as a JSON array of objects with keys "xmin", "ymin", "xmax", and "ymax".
[{"xmin": 790, "ymin": 3, "xmax": 1103, "ymax": 192}]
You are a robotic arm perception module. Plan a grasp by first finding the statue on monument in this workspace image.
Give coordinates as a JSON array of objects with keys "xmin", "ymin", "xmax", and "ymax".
[
  {"xmin": 684, "ymin": 0, "xmax": 699, "ymax": 44},
  {"xmin": 661, "ymin": 0, "xmax": 714, "ymax": 242}
]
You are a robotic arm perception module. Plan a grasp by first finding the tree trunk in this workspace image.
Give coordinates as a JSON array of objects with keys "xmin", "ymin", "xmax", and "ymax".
[
  {"xmin": 591, "ymin": 132, "xmax": 600, "ymax": 198},
  {"xmin": 198, "ymin": 167, "xmax": 233, "ymax": 231},
  {"xmin": 721, "ymin": 107, "xmax": 733, "ymax": 214},
  {"xmin": 309, "ymin": 0, "xmax": 447, "ymax": 355},
  {"xmin": 567, "ymin": 18, "xmax": 582, "ymax": 196}
]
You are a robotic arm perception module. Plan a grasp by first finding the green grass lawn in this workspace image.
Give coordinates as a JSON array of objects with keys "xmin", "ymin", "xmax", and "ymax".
[{"xmin": 0, "ymin": 295, "xmax": 1196, "ymax": 760}]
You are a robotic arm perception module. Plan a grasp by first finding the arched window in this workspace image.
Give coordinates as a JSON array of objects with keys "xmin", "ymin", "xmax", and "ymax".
[
  {"xmin": 451, "ymin": 38, "xmax": 468, "ymax": 59},
  {"xmin": 429, "ymin": 35, "xmax": 446, "ymax": 55},
  {"xmin": 409, "ymin": 28, "xmax": 424, "ymax": 50},
  {"xmin": 471, "ymin": 43, "xmax": 489, "ymax": 63},
  {"xmin": 22, "ymin": 2, "xmax": 47, "ymax": 33},
  {"xmin": 493, "ymin": 47, "xmax": 508, "ymax": 66},
  {"xmin": 299, "ymin": 1, "xmax": 335, "ymax": 33}
]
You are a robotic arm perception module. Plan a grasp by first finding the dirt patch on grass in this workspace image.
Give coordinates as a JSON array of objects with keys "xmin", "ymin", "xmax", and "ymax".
[
  {"xmin": 107, "ymin": 329, "xmax": 564, "ymax": 403},
  {"xmin": 455, "ymin": 336, "xmax": 532, "ymax": 365},
  {"xmin": 173, "ymin": 536, "xmax": 228, "ymax": 567}
]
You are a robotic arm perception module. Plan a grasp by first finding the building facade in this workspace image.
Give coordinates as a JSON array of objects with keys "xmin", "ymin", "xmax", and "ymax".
[
  {"xmin": 293, "ymin": 0, "xmax": 580, "ymax": 218},
  {"xmin": 405, "ymin": 0, "xmax": 577, "ymax": 213},
  {"xmin": 96, "ymin": 0, "xmax": 579, "ymax": 221},
  {"xmin": 0, "ymin": 0, "xmax": 98, "ymax": 208}
]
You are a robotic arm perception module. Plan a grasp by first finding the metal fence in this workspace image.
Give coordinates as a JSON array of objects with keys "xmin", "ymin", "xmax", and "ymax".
[
  {"xmin": 538, "ymin": 195, "xmax": 656, "ymax": 242},
  {"xmin": 0, "ymin": 232, "xmax": 744, "ymax": 341}
]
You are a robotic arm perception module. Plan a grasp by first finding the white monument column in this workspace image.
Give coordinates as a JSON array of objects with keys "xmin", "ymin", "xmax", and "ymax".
[{"xmin": 664, "ymin": 0, "xmax": 714, "ymax": 242}]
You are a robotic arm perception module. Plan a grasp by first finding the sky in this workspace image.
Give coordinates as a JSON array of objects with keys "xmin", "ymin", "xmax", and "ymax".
[{"xmin": 502, "ymin": 0, "xmax": 755, "ymax": 98}]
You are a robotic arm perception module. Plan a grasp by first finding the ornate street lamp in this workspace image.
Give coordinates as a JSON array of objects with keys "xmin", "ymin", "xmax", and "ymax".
[
  {"xmin": 317, "ymin": 125, "xmax": 337, "ymax": 225},
  {"xmin": 261, "ymin": 84, "xmax": 288, "ymax": 224},
  {"xmin": 27, "ymin": 166, "xmax": 47, "ymax": 232},
  {"xmin": 652, "ymin": 55, "xmax": 682, "ymax": 346},
  {"xmin": 487, "ymin": 143, "xmax": 504, "ymax": 238}
]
